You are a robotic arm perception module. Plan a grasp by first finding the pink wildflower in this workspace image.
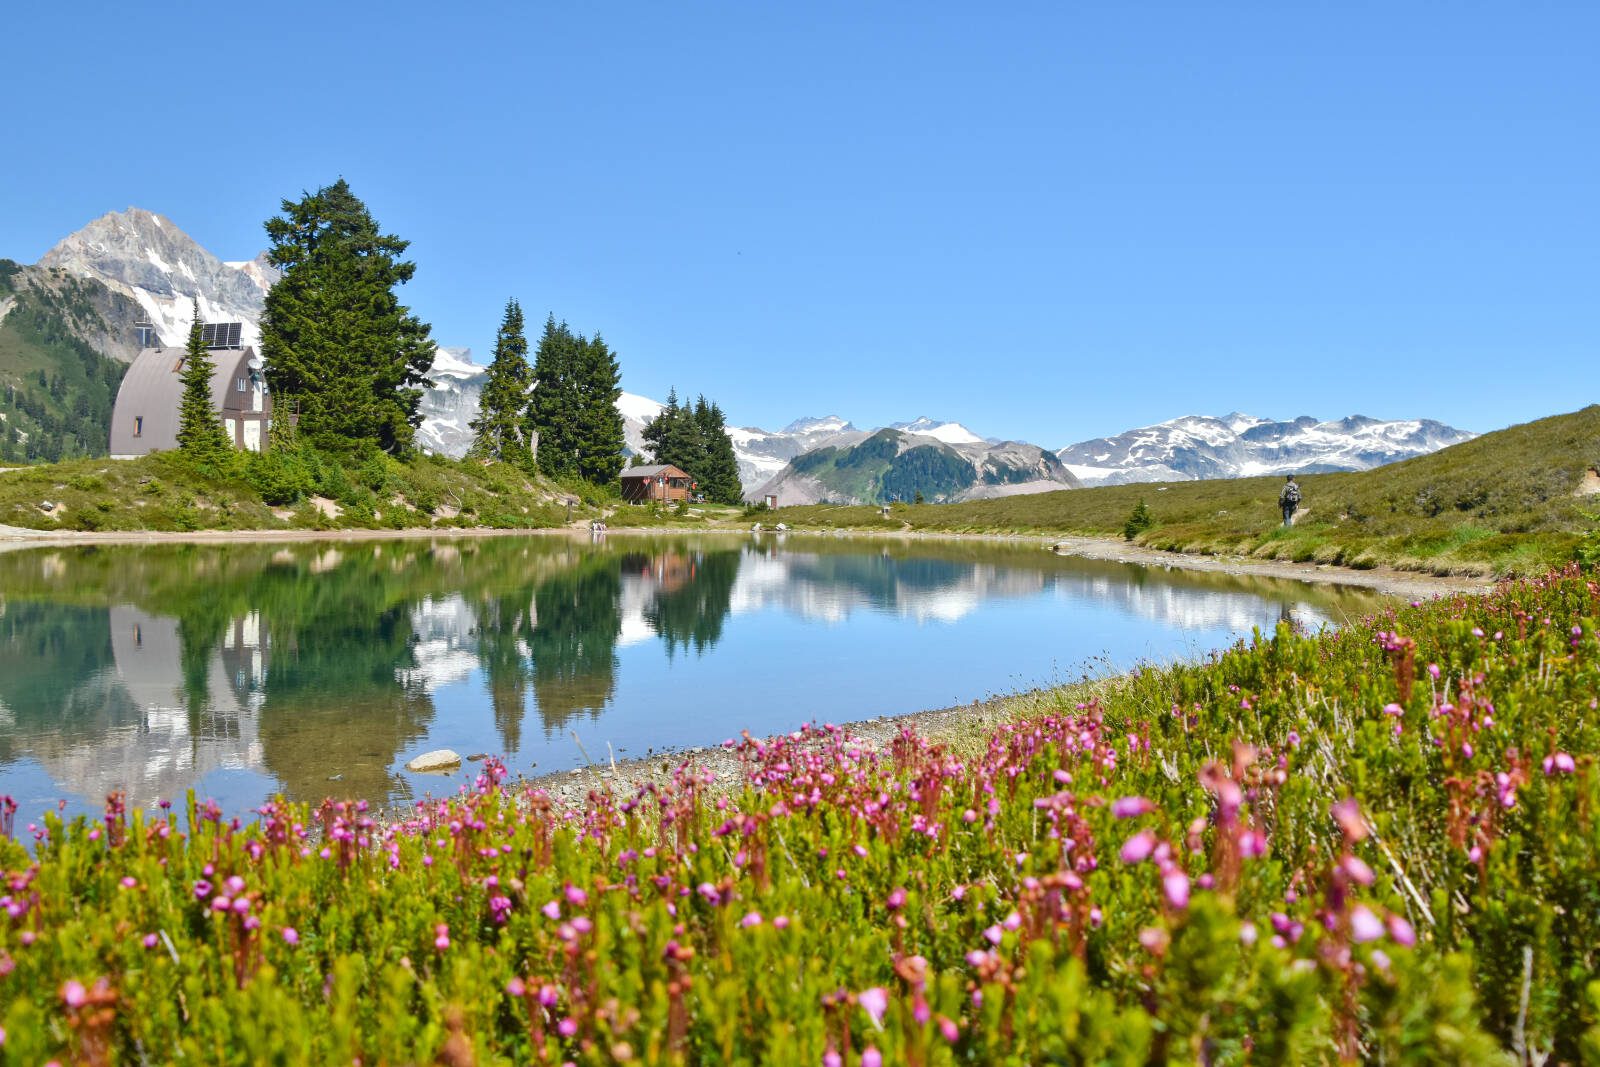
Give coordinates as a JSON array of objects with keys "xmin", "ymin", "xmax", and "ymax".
[
  {"xmin": 1543, "ymin": 752, "xmax": 1576, "ymax": 775},
  {"xmin": 859, "ymin": 986, "xmax": 889, "ymax": 1028},
  {"xmin": 1120, "ymin": 830, "xmax": 1157, "ymax": 864},
  {"xmin": 1330, "ymin": 797, "xmax": 1368, "ymax": 841},
  {"xmin": 862, "ymin": 1047, "xmax": 883, "ymax": 1067},
  {"xmin": 1349, "ymin": 905, "xmax": 1384, "ymax": 943},
  {"xmin": 1111, "ymin": 796, "xmax": 1155, "ymax": 819},
  {"xmin": 281, "ymin": 927, "xmax": 299, "ymax": 945},
  {"xmin": 61, "ymin": 980, "xmax": 87, "ymax": 1008},
  {"xmin": 1162, "ymin": 868, "xmax": 1190, "ymax": 910}
]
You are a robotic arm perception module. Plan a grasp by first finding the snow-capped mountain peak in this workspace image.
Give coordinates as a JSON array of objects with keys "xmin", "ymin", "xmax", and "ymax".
[
  {"xmin": 617, "ymin": 392, "xmax": 665, "ymax": 425},
  {"xmin": 427, "ymin": 346, "xmax": 484, "ymax": 380},
  {"xmin": 781, "ymin": 415, "xmax": 855, "ymax": 437},
  {"xmin": 39, "ymin": 208, "xmax": 275, "ymax": 351},
  {"xmin": 890, "ymin": 416, "xmax": 985, "ymax": 445},
  {"xmin": 1056, "ymin": 413, "xmax": 1474, "ymax": 486}
]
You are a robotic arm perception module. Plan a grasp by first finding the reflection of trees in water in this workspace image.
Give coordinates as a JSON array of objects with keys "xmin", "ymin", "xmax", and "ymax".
[
  {"xmin": 0, "ymin": 603, "xmax": 124, "ymax": 762},
  {"xmin": 528, "ymin": 556, "xmax": 622, "ymax": 732},
  {"xmin": 257, "ymin": 599, "xmax": 432, "ymax": 804},
  {"xmin": 640, "ymin": 549, "xmax": 743, "ymax": 657},
  {"xmin": 474, "ymin": 590, "xmax": 535, "ymax": 755}
]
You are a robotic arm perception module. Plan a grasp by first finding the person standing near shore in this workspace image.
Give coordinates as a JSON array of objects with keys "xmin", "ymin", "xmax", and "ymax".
[{"xmin": 1279, "ymin": 475, "xmax": 1301, "ymax": 527}]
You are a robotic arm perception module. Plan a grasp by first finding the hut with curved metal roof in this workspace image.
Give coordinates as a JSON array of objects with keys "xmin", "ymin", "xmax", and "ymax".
[{"xmin": 109, "ymin": 341, "xmax": 271, "ymax": 458}]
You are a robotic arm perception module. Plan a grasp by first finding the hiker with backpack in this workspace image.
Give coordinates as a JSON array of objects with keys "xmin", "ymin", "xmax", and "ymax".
[{"xmin": 1279, "ymin": 475, "xmax": 1301, "ymax": 526}]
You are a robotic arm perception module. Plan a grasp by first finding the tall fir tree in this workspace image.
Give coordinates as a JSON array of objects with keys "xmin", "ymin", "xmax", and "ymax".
[
  {"xmin": 526, "ymin": 315, "xmax": 579, "ymax": 478},
  {"xmin": 260, "ymin": 179, "xmax": 436, "ymax": 454},
  {"xmin": 694, "ymin": 399, "xmax": 743, "ymax": 504},
  {"xmin": 572, "ymin": 333, "xmax": 626, "ymax": 484},
  {"xmin": 469, "ymin": 299, "xmax": 533, "ymax": 466},
  {"xmin": 175, "ymin": 301, "xmax": 231, "ymax": 461}
]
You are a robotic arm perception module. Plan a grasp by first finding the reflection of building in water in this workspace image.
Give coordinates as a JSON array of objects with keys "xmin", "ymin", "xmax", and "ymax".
[{"xmin": 27, "ymin": 607, "xmax": 268, "ymax": 808}]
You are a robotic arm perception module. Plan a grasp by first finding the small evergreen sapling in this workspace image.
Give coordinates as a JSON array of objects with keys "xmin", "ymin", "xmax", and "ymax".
[
  {"xmin": 1124, "ymin": 498, "xmax": 1155, "ymax": 540},
  {"xmin": 175, "ymin": 302, "xmax": 231, "ymax": 463}
]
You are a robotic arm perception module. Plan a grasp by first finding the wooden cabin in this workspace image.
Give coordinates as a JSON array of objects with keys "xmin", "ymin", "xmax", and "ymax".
[{"xmin": 620, "ymin": 464, "xmax": 694, "ymax": 504}]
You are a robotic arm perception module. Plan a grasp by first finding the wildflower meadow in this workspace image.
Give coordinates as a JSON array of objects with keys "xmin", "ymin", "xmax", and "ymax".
[{"xmin": 3, "ymin": 566, "xmax": 1600, "ymax": 1063}]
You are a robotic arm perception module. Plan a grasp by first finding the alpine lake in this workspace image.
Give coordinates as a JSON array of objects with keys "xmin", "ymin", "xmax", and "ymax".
[{"xmin": 0, "ymin": 532, "xmax": 1390, "ymax": 820}]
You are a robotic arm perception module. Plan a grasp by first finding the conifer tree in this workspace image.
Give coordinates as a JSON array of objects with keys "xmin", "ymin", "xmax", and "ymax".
[
  {"xmin": 573, "ymin": 333, "xmax": 626, "ymax": 484},
  {"xmin": 469, "ymin": 299, "xmax": 533, "ymax": 466},
  {"xmin": 175, "ymin": 301, "xmax": 231, "ymax": 461},
  {"xmin": 260, "ymin": 179, "xmax": 436, "ymax": 454},
  {"xmin": 527, "ymin": 315, "xmax": 580, "ymax": 478},
  {"xmin": 695, "ymin": 399, "xmax": 744, "ymax": 505}
]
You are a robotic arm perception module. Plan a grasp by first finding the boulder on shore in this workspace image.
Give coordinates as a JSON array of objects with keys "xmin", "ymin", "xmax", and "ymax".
[{"xmin": 405, "ymin": 749, "xmax": 462, "ymax": 773}]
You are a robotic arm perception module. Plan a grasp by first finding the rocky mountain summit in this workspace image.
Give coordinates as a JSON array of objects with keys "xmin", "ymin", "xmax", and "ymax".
[
  {"xmin": 1056, "ymin": 413, "xmax": 1476, "ymax": 485},
  {"xmin": 752, "ymin": 426, "xmax": 1079, "ymax": 506},
  {"xmin": 39, "ymin": 209, "xmax": 278, "ymax": 352}
]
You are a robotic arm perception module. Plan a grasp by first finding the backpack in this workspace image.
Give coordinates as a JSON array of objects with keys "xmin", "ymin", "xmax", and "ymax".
[{"xmin": 1283, "ymin": 482, "xmax": 1301, "ymax": 505}]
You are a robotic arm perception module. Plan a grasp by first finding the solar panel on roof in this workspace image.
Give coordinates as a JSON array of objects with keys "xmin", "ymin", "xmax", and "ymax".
[{"xmin": 200, "ymin": 322, "xmax": 243, "ymax": 349}]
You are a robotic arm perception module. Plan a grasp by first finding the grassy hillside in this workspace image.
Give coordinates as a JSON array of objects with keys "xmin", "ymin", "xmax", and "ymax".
[
  {"xmin": 0, "ymin": 260, "xmax": 131, "ymax": 463},
  {"xmin": 777, "ymin": 406, "xmax": 1600, "ymax": 576}
]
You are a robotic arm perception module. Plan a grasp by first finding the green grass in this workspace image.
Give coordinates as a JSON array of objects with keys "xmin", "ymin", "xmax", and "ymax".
[{"xmin": 775, "ymin": 406, "xmax": 1600, "ymax": 577}]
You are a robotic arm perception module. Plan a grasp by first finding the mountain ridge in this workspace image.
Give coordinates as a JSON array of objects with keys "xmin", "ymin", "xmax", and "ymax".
[{"xmin": 1056, "ymin": 412, "xmax": 1476, "ymax": 485}]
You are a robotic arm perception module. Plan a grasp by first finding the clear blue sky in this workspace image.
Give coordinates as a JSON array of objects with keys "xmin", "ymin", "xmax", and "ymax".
[{"xmin": 3, "ymin": 2, "xmax": 1595, "ymax": 445}]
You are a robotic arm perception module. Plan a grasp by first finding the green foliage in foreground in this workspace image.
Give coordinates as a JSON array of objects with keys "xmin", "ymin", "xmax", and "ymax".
[
  {"xmin": 6, "ymin": 567, "xmax": 1600, "ymax": 1062},
  {"xmin": 0, "ymin": 446, "xmax": 586, "ymax": 533},
  {"xmin": 780, "ymin": 406, "xmax": 1600, "ymax": 577}
]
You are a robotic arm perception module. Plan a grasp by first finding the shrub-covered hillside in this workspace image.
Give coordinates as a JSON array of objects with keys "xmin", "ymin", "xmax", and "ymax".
[
  {"xmin": 4, "ymin": 566, "xmax": 1600, "ymax": 1061},
  {"xmin": 0, "ymin": 448, "xmax": 585, "ymax": 533},
  {"xmin": 0, "ymin": 260, "xmax": 135, "ymax": 463}
]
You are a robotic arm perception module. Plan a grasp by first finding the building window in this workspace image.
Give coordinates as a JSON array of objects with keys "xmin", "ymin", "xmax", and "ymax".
[
  {"xmin": 236, "ymin": 377, "xmax": 247, "ymax": 392},
  {"xmin": 133, "ymin": 416, "xmax": 143, "ymax": 437}
]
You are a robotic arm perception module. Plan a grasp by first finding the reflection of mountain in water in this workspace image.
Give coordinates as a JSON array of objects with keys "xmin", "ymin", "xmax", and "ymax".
[
  {"xmin": 729, "ymin": 549, "xmax": 1048, "ymax": 624},
  {"xmin": 726, "ymin": 544, "xmax": 1370, "ymax": 636}
]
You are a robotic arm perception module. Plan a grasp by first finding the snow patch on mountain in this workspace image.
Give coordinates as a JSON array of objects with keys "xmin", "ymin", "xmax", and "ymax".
[{"xmin": 414, "ymin": 348, "xmax": 485, "ymax": 456}]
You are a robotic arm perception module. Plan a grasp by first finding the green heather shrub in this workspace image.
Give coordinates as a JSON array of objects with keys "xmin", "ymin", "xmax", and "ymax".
[
  {"xmin": 245, "ymin": 447, "xmax": 316, "ymax": 506},
  {"xmin": 5, "ymin": 565, "xmax": 1600, "ymax": 1060}
]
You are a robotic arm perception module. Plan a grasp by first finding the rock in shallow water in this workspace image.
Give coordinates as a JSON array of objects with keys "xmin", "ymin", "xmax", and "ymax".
[{"xmin": 405, "ymin": 749, "xmax": 462, "ymax": 773}]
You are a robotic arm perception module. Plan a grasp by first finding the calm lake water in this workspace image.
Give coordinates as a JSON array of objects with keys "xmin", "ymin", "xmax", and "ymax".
[{"xmin": 0, "ymin": 533, "xmax": 1388, "ymax": 818}]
